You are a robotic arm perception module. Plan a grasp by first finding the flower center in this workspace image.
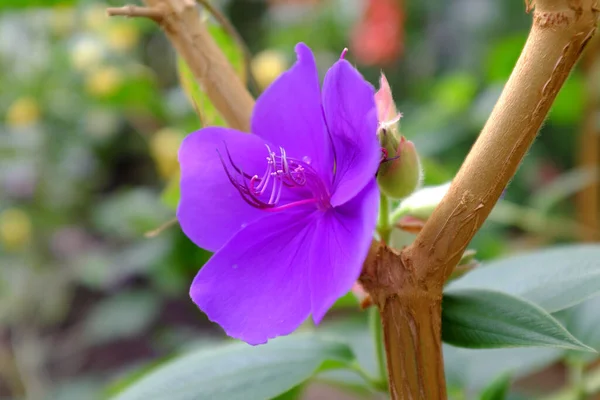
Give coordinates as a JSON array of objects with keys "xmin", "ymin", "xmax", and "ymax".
[{"xmin": 218, "ymin": 144, "xmax": 331, "ymax": 212}]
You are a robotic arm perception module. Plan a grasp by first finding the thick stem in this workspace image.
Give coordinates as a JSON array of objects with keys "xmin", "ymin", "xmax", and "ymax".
[
  {"xmin": 360, "ymin": 242, "xmax": 446, "ymax": 399},
  {"xmin": 363, "ymin": 1, "xmax": 598, "ymax": 399},
  {"xmin": 404, "ymin": 1, "xmax": 599, "ymax": 286},
  {"xmin": 379, "ymin": 295, "xmax": 445, "ymax": 399}
]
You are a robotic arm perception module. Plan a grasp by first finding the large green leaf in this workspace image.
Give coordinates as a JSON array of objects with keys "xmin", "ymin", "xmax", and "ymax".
[
  {"xmin": 443, "ymin": 345, "xmax": 562, "ymax": 393},
  {"xmin": 442, "ymin": 288, "xmax": 594, "ymax": 351},
  {"xmin": 555, "ymin": 295, "xmax": 600, "ymax": 363},
  {"xmin": 447, "ymin": 245, "xmax": 600, "ymax": 313},
  {"xmin": 113, "ymin": 333, "xmax": 354, "ymax": 400}
]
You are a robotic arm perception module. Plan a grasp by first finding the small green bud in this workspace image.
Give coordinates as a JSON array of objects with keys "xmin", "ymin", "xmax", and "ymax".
[
  {"xmin": 377, "ymin": 136, "xmax": 423, "ymax": 199},
  {"xmin": 397, "ymin": 182, "xmax": 451, "ymax": 220},
  {"xmin": 374, "ymin": 73, "xmax": 422, "ymax": 199}
]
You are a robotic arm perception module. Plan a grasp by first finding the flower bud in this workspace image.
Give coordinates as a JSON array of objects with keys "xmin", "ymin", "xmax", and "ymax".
[
  {"xmin": 377, "ymin": 136, "xmax": 422, "ymax": 199},
  {"xmin": 396, "ymin": 182, "xmax": 451, "ymax": 220},
  {"xmin": 375, "ymin": 73, "xmax": 399, "ymax": 127},
  {"xmin": 374, "ymin": 74, "xmax": 421, "ymax": 199}
]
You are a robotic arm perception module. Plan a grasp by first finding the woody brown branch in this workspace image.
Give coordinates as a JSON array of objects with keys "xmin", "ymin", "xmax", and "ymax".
[
  {"xmin": 361, "ymin": 0, "xmax": 599, "ymax": 398},
  {"xmin": 106, "ymin": 5, "xmax": 164, "ymax": 21},
  {"xmin": 406, "ymin": 0, "xmax": 598, "ymax": 286}
]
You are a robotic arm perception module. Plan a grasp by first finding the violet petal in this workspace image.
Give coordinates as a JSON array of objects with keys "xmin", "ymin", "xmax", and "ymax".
[
  {"xmin": 251, "ymin": 43, "xmax": 333, "ymax": 186},
  {"xmin": 190, "ymin": 207, "xmax": 316, "ymax": 345},
  {"xmin": 310, "ymin": 179, "xmax": 379, "ymax": 323},
  {"xmin": 177, "ymin": 127, "xmax": 271, "ymax": 252},
  {"xmin": 322, "ymin": 59, "xmax": 380, "ymax": 206}
]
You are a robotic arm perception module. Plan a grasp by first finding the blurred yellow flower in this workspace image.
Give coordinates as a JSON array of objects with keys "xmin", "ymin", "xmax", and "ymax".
[
  {"xmin": 105, "ymin": 23, "xmax": 140, "ymax": 52},
  {"xmin": 0, "ymin": 209, "xmax": 32, "ymax": 251},
  {"xmin": 84, "ymin": 4, "xmax": 110, "ymax": 32},
  {"xmin": 85, "ymin": 67, "xmax": 123, "ymax": 97},
  {"xmin": 50, "ymin": 6, "xmax": 75, "ymax": 36},
  {"xmin": 70, "ymin": 38, "xmax": 104, "ymax": 71},
  {"xmin": 6, "ymin": 97, "xmax": 41, "ymax": 127},
  {"xmin": 251, "ymin": 50, "xmax": 288, "ymax": 90},
  {"xmin": 150, "ymin": 128, "xmax": 183, "ymax": 179}
]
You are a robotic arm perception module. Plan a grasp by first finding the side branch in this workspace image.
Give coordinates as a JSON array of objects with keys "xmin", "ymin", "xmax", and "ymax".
[
  {"xmin": 110, "ymin": 0, "xmax": 255, "ymax": 131},
  {"xmin": 106, "ymin": 5, "xmax": 164, "ymax": 21},
  {"xmin": 405, "ymin": 0, "xmax": 599, "ymax": 287}
]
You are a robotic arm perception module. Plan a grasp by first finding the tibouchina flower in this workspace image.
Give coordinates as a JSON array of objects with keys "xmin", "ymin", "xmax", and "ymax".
[{"xmin": 177, "ymin": 43, "xmax": 381, "ymax": 345}]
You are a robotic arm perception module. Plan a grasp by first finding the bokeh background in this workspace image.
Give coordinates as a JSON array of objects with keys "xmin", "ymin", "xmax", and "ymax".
[{"xmin": 1, "ymin": 0, "xmax": 599, "ymax": 399}]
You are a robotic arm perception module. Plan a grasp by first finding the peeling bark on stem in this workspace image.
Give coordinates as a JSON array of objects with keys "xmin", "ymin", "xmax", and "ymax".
[{"xmin": 360, "ymin": 242, "xmax": 446, "ymax": 399}]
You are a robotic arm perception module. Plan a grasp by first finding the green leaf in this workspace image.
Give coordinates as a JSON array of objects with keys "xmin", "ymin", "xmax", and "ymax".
[
  {"xmin": 271, "ymin": 385, "xmax": 305, "ymax": 400},
  {"xmin": 176, "ymin": 25, "xmax": 245, "ymax": 126},
  {"xmin": 0, "ymin": 0, "xmax": 73, "ymax": 9},
  {"xmin": 442, "ymin": 288, "xmax": 595, "ymax": 351},
  {"xmin": 447, "ymin": 245, "xmax": 600, "ymax": 313},
  {"xmin": 555, "ymin": 295, "xmax": 600, "ymax": 362},
  {"xmin": 106, "ymin": 358, "xmax": 173, "ymax": 398},
  {"xmin": 113, "ymin": 333, "xmax": 355, "ymax": 400},
  {"xmin": 479, "ymin": 373, "xmax": 511, "ymax": 400},
  {"xmin": 444, "ymin": 345, "xmax": 562, "ymax": 392}
]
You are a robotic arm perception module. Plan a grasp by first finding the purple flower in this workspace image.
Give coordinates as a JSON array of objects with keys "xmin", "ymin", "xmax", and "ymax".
[{"xmin": 177, "ymin": 43, "xmax": 380, "ymax": 345}]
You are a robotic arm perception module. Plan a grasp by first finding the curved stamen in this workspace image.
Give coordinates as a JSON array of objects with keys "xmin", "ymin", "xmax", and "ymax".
[{"xmin": 218, "ymin": 143, "xmax": 330, "ymax": 211}]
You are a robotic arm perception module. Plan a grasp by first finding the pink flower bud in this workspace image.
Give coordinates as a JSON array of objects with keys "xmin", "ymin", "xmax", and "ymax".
[
  {"xmin": 374, "ymin": 73, "xmax": 421, "ymax": 199},
  {"xmin": 375, "ymin": 73, "xmax": 402, "ymax": 129}
]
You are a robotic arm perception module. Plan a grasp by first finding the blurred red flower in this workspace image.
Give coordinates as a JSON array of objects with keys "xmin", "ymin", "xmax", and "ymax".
[{"xmin": 351, "ymin": 0, "xmax": 404, "ymax": 66}]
